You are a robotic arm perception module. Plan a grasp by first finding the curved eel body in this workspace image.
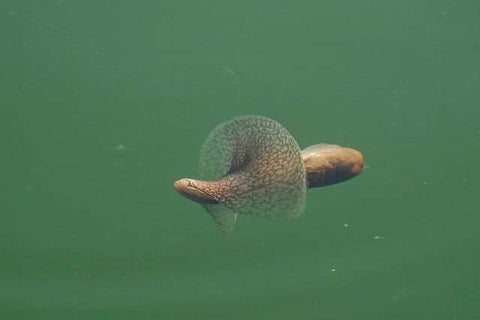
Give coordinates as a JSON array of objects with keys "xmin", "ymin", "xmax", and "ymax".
[
  {"xmin": 173, "ymin": 116, "xmax": 364, "ymax": 233},
  {"xmin": 174, "ymin": 144, "xmax": 363, "ymax": 203}
]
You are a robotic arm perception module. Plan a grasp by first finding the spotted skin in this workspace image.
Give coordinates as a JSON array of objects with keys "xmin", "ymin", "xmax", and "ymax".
[
  {"xmin": 174, "ymin": 116, "xmax": 364, "ymax": 233},
  {"xmin": 196, "ymin": 116, "xmax": 306, "ymax": 232}
]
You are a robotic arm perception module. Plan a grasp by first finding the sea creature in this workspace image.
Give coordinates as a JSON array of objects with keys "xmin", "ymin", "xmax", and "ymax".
[{"xmin": 174, "ymin": 115, "xmax": 364, "ymax": 233}]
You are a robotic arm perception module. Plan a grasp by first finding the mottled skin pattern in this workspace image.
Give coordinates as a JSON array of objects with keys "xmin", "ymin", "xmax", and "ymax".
[
  {"xmin": 174, "ymin": 116, "xmax": 364, "ymax": 233},
  {"xmin": 198, "ymin": 116, "xmax": 306, "ymax": 229}
]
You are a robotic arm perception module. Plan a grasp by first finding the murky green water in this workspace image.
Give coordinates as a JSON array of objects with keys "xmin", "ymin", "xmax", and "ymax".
[{"xmin": 2, "ymin": 1, "xmax": 479, "ymax": 319}]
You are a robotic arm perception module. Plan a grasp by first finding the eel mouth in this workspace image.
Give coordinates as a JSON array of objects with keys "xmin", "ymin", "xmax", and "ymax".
[{"xmin": 173, "ymin": 178, "xmax": 219, "ymax": 204}]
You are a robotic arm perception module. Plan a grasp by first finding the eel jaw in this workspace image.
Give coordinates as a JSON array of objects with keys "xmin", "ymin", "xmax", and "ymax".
[{"xmin": 173, "ymin": 178, "xmax": 219, "ymax": 204}]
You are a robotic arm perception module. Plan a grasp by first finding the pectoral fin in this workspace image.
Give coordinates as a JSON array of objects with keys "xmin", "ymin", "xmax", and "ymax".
[{"xmin": 203, "ymin": 204, "xmax": 237, "ymax": 235}]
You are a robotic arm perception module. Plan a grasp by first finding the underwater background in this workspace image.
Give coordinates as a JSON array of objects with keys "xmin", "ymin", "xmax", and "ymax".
[{"xmin": 1, "ymin": 0, "xmax": 479, "ymax": 319}]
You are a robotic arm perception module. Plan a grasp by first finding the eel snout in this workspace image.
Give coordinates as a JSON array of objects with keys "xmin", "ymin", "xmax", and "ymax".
[{"xmin": 174, "ymin": 178, "xmax": 219, "ymax": 204}]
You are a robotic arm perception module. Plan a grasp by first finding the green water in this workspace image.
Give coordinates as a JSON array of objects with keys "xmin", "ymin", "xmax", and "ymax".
[{"xmin": 2, "ymin": 1, "xmax": 479, "ymax": 319}]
